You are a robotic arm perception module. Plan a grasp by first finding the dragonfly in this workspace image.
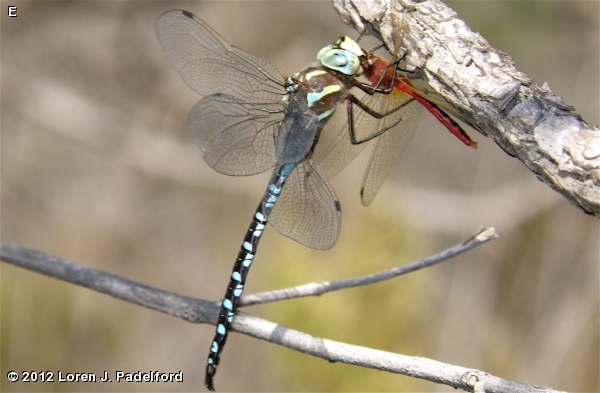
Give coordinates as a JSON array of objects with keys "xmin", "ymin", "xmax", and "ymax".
[
  {"xmin": 317, "ymin": 14, "xmax": 478, "ymax": 206},
  {"xmin": 155, "ymin": 10, "xmax": 404, "ymax": 391}
]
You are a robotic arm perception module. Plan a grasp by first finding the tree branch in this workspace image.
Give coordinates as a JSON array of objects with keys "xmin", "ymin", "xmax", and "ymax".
[
  {"xmin": 239, "ymin": 226, "xmax": 496, "ymax": 307},
  {"xmin": 332, "ymin": 0, "xmax": 600, "ymax": 217},
  {"xmin": 1, "ymin": 238, "xmax": 563, "ymax": 393}
]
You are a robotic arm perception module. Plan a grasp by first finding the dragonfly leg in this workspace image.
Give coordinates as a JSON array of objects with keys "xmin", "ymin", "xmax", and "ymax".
[
  {"xmin": 345, "ymin": 96, "xmax": 410, "ymax": 145},
  {"xmin": 347, "ymin": 93, "xmax": 409, "ymax": 119},
  {"xmin": 353, "ymin": 57, "xmax": 402, "ymax": 95}
]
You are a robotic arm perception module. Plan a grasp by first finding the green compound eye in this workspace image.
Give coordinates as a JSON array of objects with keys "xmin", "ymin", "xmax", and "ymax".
[
  {"xmin": 317, "ymin": 49, "xmax": 361, "ymax": 75},
  {"xmin": 336, "ymin": 36, "xmax": 365, "ymax": 57},
  {"xmin": 317, "ymin": 36, "xmax": 366, "ymax": 76}
]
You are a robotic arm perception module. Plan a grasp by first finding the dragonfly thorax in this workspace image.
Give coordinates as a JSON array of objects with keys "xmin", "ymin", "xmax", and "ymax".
[{"xmin": 293, "ymin": 66, "xmax": 351, "ymax": 122}]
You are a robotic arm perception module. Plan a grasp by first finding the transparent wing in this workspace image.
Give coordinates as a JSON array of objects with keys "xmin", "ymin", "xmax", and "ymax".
[
  {"xmin": 360, "ymin": 91, "xmax": 421, "ymax": 206},
  {"xmin": 189, "ymin": 94, "xmax": 282, "ymax": 175},
  {"xmin": 155, "ymin": 10, "xmax": 287, "ymax": 109},
  {"xmin": 269, "ymin": 159, "xmax": 341, "ymax": 250},
  {"xmin": 316, "ymin": 89, "xmax": 420, "ymax": 205},
  {"xmin": 345, "ymin": 10, "xmax": 416, "ymax": 205}
]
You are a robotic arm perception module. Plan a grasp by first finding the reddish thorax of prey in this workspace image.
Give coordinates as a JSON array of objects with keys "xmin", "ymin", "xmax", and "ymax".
[{"xmin": 362, "ymin": 53, "xmax": 478, "ymax": 149}]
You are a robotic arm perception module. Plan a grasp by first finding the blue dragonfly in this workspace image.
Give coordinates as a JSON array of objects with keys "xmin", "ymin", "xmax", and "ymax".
[{"xmin": 155, "ymin": 10, "xmax": 405, "ymax": 390}]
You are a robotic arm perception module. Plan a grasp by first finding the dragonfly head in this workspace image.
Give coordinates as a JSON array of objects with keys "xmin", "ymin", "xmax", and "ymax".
[
  {"xmin": 317, "ymin": 36, "xmax": 367, "ymax": 76},
  {"xmin": 359, "ymin": 51, "xmax": 395, "ymax": 86}
]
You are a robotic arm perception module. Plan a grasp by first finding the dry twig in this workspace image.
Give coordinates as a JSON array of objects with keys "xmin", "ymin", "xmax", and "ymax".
[{"xmin": 0, "ymin": 237, "xmax": 565, "ymax": 393}]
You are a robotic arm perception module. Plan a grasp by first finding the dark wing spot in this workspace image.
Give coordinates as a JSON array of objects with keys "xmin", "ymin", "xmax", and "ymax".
[
  {"xmin": 182, "ymin": 10, "xmax": 194, "ymax": 19},
  {"xmin": 335, "ymin": 200, "xmax": 341, "ymax": 212}
]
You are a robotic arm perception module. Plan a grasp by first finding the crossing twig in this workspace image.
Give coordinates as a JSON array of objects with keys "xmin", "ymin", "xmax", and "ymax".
[{"xmin": 239, "ymin": 227, "xmax": 497, "ymax": 307}]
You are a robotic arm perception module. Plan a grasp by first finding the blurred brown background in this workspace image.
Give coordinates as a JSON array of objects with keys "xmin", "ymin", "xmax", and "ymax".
[{"xmin": 2, "ymin": 1, "xmax": 598, "ymax": 391}]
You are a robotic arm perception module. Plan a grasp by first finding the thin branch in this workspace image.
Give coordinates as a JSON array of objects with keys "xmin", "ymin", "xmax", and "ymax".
[
  {"xmin": 239, "ymin": 226, "xmax": 497, "ymax": 307},
  {"xmin": 332, "ymin": 0, "xmax": 600, "ymax": 217},
  {"xmin": 0, "ymin": 241, "xmax": 215, "ymax": 324},
  {"xmin": 1, "ymin": 241, "xmax": 563, "ymax": 393}
]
